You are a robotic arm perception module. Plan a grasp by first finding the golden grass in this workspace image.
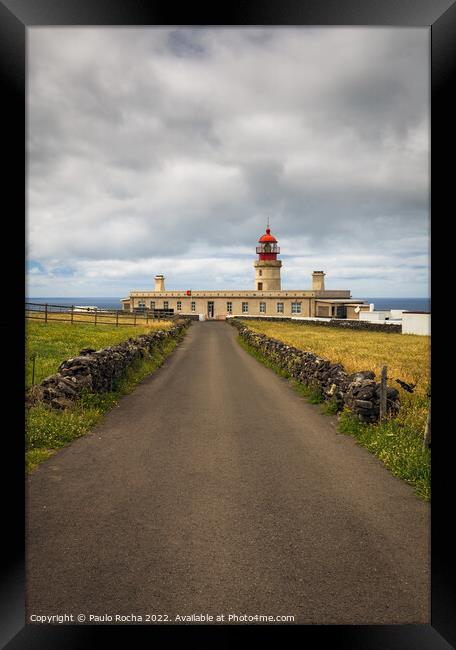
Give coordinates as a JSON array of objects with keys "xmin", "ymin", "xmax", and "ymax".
[{"xmin": 240, "ymin": 320, "xmax": 430, "ymax": 398}]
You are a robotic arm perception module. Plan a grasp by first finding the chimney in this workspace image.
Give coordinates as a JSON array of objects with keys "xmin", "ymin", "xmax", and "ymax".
[
  {"xmin": 312, "ymin": 271, "xmax": 325, "ymax": 291},
  {"xmin": 154, "ymin": 275, "xmax": 165, "ymax": 291}
]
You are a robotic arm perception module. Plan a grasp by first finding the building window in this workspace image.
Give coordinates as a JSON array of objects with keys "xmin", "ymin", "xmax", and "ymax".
[
  {"xmin": 227, "ymin": 301, "xmax": 232, "ymax": 313},
  {"xmin": 259, "ymin": 302, "xmax": 266, "ymax": 313},
  {"xmin": 291, "ymin": 302, "xmax": 301, "ymax": 314},
  {"xmin": 177, "ymin": 300, "xmax": 182, "ymax": 311},
  {"xmin": 191, "ymin": 301, "xmax": 196, "ymax": 312},
  {"xmin": 277, "ymin": 302, "xmax": 284, "ymax": 313},
  {"xmin": 257, "ymin": 282, "xmax": 263, "ymax": 290},
  {"xmin": 150, "ymin": 301, "xmax": 155, "ymax": 310},
  {"xmin": 242, "ymin": 302, "xmax": 249, "ymax": 313},
  {"xmin": 259, "ymin": 270, "xmax": 262, "ymax": 276},
  {"xmin": 138, "ymin": 300, "xmax": 145, "ymax": 308},
  {"xmin": 163, "ymin": 301, "xmax": 169, "ymax": 310}
]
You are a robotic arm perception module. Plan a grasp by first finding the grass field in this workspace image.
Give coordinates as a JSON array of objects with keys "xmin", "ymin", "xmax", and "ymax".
[
  {"xmin": 25, "ymin": 317, "xmax": 180, "ymax": 472},
  {"xmin": 26, "ymin": 318, "xmax": 172, "ymax": 388},
  {"xmin": 26, "ymin": 309, "xmax": 163, "ymax": 328},
  {"xmin": 239, "ymin": 319, "xmax": 431, "ymax": 500},
  {"xmin": 239, "ymin": 320, "xmax": 429, "ymax": 390}
]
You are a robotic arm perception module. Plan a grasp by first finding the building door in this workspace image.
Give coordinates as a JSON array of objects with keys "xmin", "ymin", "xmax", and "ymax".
[
  {"xmin": 207, "ymin": 301, "xmax": 214, "ymax": 318},
  {"xmin": 335, "ymin": 305, "xmax": 347, "ymax": 319}
]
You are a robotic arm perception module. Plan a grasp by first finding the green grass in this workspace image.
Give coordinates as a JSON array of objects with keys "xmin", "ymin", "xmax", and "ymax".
[
  {"xmin": 26, "ymin": 335, "xmax": 182, "ymax": 472},
  {"xmin": 26, "ymin": 318, "xmax": 172, "ymax": 388},
  {"xmin": 237, "ymin": 327, "xmax": 430, "ymax": 501},
  {"xmin": 321, "ymin": 398, "xmax": 341, "ymax": 416},
  {"xmin": 338, "ymin": 409, "xmax": 430, "ymax": 501}
]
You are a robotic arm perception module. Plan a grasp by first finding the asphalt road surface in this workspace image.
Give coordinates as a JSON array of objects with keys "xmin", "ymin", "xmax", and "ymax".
[{"xmin": 26, "ymin": 321, "xmax": 430, "ymax": 625}]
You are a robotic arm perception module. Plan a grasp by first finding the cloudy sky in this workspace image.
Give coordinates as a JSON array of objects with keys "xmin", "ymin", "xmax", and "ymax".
[{"xmin": 27, "ymin": 27, "xmax": 429, "ymax": 298}]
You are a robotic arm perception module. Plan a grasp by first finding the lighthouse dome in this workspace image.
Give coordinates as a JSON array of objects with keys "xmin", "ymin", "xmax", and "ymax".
[{"xmin": 258, "ymin": 227, "xmax": 277, "ymax": 243}]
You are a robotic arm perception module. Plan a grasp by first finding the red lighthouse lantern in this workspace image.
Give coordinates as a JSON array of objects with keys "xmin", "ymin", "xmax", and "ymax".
[{"xmin": 256, "ymin": 225, "xmax": 280, "ymax": 260}]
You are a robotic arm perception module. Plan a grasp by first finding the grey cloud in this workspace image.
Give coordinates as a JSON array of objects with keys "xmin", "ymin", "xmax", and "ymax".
[{"xmin": 166, "ymin": 29, "xmax": 207, "ymax": 58}]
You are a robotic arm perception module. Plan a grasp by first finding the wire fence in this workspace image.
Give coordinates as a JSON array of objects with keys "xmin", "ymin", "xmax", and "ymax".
[{"xmin": 25, "ymin": 302, "xmax": 174, "ymax": 327}]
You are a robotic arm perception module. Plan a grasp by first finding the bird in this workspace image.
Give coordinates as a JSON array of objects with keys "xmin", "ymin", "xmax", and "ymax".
[{"xmin": 395, "ymin": 378, "xmax": 416, "ymax": 393}]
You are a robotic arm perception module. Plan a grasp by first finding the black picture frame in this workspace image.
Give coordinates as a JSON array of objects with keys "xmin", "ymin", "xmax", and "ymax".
[{"xmin": 1, "ymin": 1, "xmax": 454, "ymax": 647}]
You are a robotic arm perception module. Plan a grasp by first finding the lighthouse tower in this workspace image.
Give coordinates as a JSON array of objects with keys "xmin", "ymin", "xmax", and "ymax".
[{"xmin": 254, "ymin": 222, "xmax": 282, "ymax": 291}]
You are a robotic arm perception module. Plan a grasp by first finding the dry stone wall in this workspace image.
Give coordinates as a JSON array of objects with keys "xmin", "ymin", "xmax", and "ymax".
[
  {"xmin": 236, "ymin": 316, "xmax": 401, "ymax": 333},
  {"xmin": 26, "ymin": 320, "xmax": 190, "ymax": 410},
  {"xmin": 231, "ymin": 319, "xmax": 400, "ymax": 422}
]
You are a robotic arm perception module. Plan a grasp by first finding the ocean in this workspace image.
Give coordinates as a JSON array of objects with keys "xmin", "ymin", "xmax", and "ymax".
[
  {"xmin": 26, "ymin": 297, "xmax": 123, "ymax": 310},
  {"xmin": 26, "ymin": 296, "xmax": 431, "ymax": 312},
  {"xmin": 359, "ymin": 298, "xmax": 430, "ymax": 312}
]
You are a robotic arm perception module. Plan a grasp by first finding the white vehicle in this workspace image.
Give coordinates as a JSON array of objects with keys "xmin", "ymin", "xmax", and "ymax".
[{"xmin": 73, "ymin": 305, "xmax": 99, "ymax": 312}]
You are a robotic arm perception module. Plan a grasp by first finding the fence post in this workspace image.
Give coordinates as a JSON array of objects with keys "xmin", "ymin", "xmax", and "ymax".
[
  {"xmin": 44, "ymin": 303, "xmax": 48, "ymax": 324},
  {"xmin": 134, "ymin": 312, "xmax": 137, "ymax": 326},
  {"xmin": 94, "ymin": 309, "xmax": 97, "ymax": 326},
  {"xmin": 71, "ymin": 305, "xmax": 74, "ymax": 324},
  {"xmin": 379, "ymin": 365, "xmax": 387, "ymax": 420},
  {"xmin": 116, "ymin": 310, "xmax": 119, "ymax": 327},
  {"xmin": 146, "ymin": 311, "xmax": 149, "ymax": 325},
  {"xmin": 423, "ymin": 397, "xmax": 431, "ymax": 450}
]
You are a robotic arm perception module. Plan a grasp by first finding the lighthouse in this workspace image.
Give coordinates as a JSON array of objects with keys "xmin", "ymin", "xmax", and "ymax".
[
  {"xmin": 253, "ymin": 222, "xmax": 282, "ymax": 291},
  {"xmin": 123, "ymin": 219, "xmax": 361, "ymax": 319}
]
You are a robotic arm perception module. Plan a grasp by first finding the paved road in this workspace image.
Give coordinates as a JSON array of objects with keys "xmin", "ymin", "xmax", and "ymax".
[{"xmin": 26, "ymin": 322, "xmax": 430, "ymax": 625}]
